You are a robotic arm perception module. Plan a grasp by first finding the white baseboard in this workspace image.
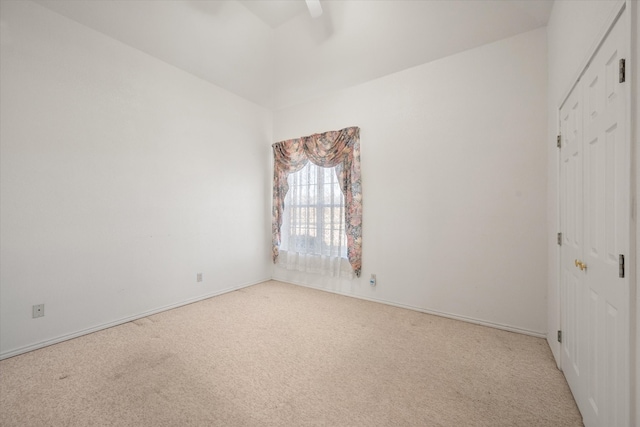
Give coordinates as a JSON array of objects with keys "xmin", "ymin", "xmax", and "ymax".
[
  {"xmin": 2, "ymin": 276, "xmax": 546, "ymax": 360},
  {"xmin": 0, "ymin": 277, "xmax": 270, "ymax": 360},
  {"xmin": 276, "ymin": 278, "xmax": 547, "ymax": 339}
]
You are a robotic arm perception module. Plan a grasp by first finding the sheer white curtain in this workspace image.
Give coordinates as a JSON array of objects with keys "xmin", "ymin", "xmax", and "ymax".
[{"xmin": 277, "ymin": 161, "xmax": 353, "ymax": 278}]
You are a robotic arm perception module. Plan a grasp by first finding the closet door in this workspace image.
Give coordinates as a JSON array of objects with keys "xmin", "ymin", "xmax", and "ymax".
[
  {"xmin": 559, "ymin": 9, "xmax": 630, "ymax": 427},
  {"xmin": 559, "ymin": 80, "xmax": 585, "ymax": 411},
  {"xmin": 581, "ymin": 11, "xmax": 629, "ymax": 427}
]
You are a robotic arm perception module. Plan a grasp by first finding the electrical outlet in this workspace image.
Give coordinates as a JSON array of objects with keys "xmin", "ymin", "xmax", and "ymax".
[
  {"xmin": 32, "ymin": 304, "xmax": 44, "ymax": 318},
  {"xmin": 196, "ymin": 273, "xmax": 203, "ymax": 282},
  {"xmin": 369, "ymin": 274, "xmax": 377, "ymax": 286}
]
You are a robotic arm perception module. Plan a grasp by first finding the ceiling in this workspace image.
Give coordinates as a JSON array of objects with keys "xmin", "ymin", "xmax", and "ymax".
[{"xmin": 33, "ymin": 0, "xmax": 554, "ymax": 110}]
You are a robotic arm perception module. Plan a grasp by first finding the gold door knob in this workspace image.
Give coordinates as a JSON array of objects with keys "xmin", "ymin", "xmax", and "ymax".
[{"xmin": 575, "ymin": 259, "xmax": 587, "ymax": 271}]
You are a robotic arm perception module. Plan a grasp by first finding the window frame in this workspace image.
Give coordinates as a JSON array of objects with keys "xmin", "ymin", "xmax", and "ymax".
[{"xmin": 281, "ymin": 161, "xmax": 347, "ymax": 259}]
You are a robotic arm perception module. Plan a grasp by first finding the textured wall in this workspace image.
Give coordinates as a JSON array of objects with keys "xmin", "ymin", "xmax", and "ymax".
[
  {"xmin": 0, "ymin": 1, "xmax": 272, "ymax": 357},
  {"xmin": 273, "ymin": 28, "xmax": 548, "ymax": 336}
]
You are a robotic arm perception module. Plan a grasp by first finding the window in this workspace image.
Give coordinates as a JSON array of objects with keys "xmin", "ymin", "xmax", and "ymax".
[
  {"xmin": 280, "ymin": 162, "xmax": 347, "ymax": 258},
  {"xmin": 271, "ymin": 126, "xmax": 361, "ymax": 277}
]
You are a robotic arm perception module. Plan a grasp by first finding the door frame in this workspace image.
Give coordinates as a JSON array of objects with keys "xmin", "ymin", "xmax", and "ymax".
[{"xmin": 555, "ymin": 0, "xmax": 635, "ymax": 423}]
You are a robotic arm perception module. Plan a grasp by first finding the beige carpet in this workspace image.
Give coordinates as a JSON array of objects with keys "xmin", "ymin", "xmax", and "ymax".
[{"xmin": 0, "ymin": 280, "xmax": 582, "ymax": 426}]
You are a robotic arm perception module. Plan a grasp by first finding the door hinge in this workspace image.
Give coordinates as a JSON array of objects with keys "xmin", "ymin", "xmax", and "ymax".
[
  {"xmin": 557, "ymin": 330, "xmax": 562, "ymax": 343},
  {"xmin": 557, "ymin": 134, "xmax": 561, "ymax": 148},
  {"xmin": 619, "ymin": 58, "xmax": 626, "ymax": 83},
  {"xmin": 557, "ymin": 232, "xmax": 562, "ymax": 246},
  {"xmin": 619, "ymin": 254, "xmax": 625, "ymax": 278}
]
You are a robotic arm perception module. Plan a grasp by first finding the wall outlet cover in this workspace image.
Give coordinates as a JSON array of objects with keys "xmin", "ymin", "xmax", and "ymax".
[{"xmin": 32, "ymin": 304, "xmax": 44, "ymax": 318}]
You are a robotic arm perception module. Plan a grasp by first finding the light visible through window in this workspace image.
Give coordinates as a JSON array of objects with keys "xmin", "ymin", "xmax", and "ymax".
[{"xmin": 280, "ymin": 161, "xmax": 347, "ymax": 258}]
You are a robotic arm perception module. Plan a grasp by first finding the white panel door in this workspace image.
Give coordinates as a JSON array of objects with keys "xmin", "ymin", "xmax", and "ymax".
[
  {"xmin": 559, "ymin": 9, "xmax": 630, "ymax": 427},
  {"xmin": 581, "ymin": 12, "xmax": 629, "ymax": 427},
  {"xmin": 559, "ymin": 80, "xmax": 585, "ymax": 409}
]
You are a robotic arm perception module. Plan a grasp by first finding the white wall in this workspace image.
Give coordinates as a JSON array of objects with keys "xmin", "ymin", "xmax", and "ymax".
[
  {"xmin": 0, "ymin": 1, "xmax": 272, "ymax": 358},
  {"xmin": 272, "ymin": 29, "xmax": 548, "ymax": 336}
]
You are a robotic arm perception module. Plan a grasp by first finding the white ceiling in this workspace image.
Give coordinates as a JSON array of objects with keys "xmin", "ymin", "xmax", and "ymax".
[{"xmin": 33, "ymin": 0, "xmax": 554, "ymax": 110}]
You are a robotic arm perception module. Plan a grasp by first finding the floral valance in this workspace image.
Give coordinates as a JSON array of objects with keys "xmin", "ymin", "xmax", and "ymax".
[{"xmin": 272, "ymin": 126, "xmax": 362, "ymax": 277}]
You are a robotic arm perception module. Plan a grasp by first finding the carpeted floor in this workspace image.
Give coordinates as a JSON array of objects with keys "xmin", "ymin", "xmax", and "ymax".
[{"xmin": 0, "ymin": 280, "xmax": 583, "ymax": 426}]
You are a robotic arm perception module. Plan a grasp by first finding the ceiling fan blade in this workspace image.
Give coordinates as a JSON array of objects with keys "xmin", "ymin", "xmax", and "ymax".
[{"xmin": 305, "ymin": 0, "xmax": 323, "ymax": 18}]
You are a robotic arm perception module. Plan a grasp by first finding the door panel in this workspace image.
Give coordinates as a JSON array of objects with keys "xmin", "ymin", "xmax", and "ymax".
[
  {"xmin": 582, "ymin": 11, "xmax": 628, "ymax": 426},
  {"xmin": 560, "ymin": 80, "xmax": 585, "ymax": 409}
]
